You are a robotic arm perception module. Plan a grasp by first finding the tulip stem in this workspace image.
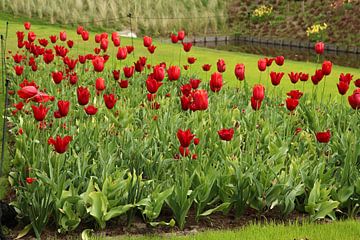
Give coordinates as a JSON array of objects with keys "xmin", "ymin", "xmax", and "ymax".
[
  {"xmin": 320, "ymin": 76, "xmax": 327, "ymax": 106},
  {"xmin": 178, "ymin": 47, "xmax": 182, "ymax": 67}
]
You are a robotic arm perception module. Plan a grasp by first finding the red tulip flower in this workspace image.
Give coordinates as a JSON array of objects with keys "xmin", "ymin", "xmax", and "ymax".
[
  {"xmin": 180, "ymin": 95, "xmax": 191, "ymax": 110},
  {"xmin": 148, "ymin": 45, "xmax": 156, "ymax": 54},
  {"xmin": 113, "ymin": 70, "xmax": 120, "ymax": 80},
  {"xmin": 81, "ymin": 30, "xmax": 89, "ymax": 41},
  {"xmin": 51, "ymin": 71, "xmax": 63, "ymax": 84},
  {"xmin": 252, "ymin": 84, "xmax": 265, "ymax": 101},
  {"xmin": 315, "ymin": 42, "xmax": 325, "ymax": 54},
  {"xmin": 28, "ymin": 32, "xmax": 36, "ymax": 42},
  {"xmin": 84, "ymin": 105, "xmax": 98, "ymax": 115},
  {"xmin": 126, "ymin": 45, "xmax": 134, "ymax": 54},
  {"xmin": 24, "ymin": 22, "xmax": 31, "ymax": 30},
  {"xmin": 49, "ymin": 35, "xmax": 57, "ymax": 43},
  {"xmin": 95, "ymin": 77, "xmax": 106, "ymax": 91},
  {"xmin": 92, "ymin": 56, "xmax": 105, "ymax": 72},
  {"xmin": 348, "ymin": 89, "xmax": 360, "ymax": 109},
  {"xmin": 177, "ymin": 129, "xmax": 194, "ymax": 148},
  {"xmin": 337, "ymin": 81, "xmax": 349, "ymax": 95},
  {"xmin": 257, "ymin": 59, "xmax": 267, "ymax": 72},
  {"xmin": 12, "ymin": 54, "xmax": 23, "ymax": 63},
  {"xmin": 77, "ymin": 26, "xmax": 84, "ymax": 35},
  {"xmin": 218, "ymin": 128, "xmax": 234, "ymax": 141},
  {"xmin": 180, "ymin": 84, "xmax": 192, "ymax": 96},
  {"xmin": 119, "ymin": 80, "xmax": 128, "ymax": 88},
  {"xmin": 123, "ymin": 66, "xmax": 135, "ymax": 78},
  {"xmin": 17, "ymin": 86, "xmax": 38, "ymax": 100},
  {"xmin": 67, "ymin": 40, "xmax": 74, "ymax": 48},
  {"xmin": 322, "ymin": 61, "xmax": 332, "ymax": 76},
  {"xmin": 146, "ymin": 77, "xmax": 163, "ymax": 93},
  {"xmin": 178, "ymin": 30, "xmax": 185, "ymax": 41},
  {"xmin": 182, "ymin": 42, "xmax": 192, "ymax": 52},
  {"xmin": 265, "ymin": 58, "xmax": 274, "ymax": 67},
  {"xmin": 251, "ymin": 97, "xmax": 262, "ymax": 110},
  {"xmin": 59, "ymin": 31, "xmax": 67, "ymax": 41},
  {"xmin": 188, "ymin": 57, "xmax": 196, "ymax": 64},
  {"xmin": 104, "ymin": 94, "xmax": 117, "ymax": 109},
  {"xmin": 235, "ymin": 64, "xmax": 245, "ymax": 81},
  {"xmin": 216, "ymin": 59, "xmax": 226, "ymax": 73},
  {"xmin": 48, "ymin": 135, "xmax": 72, "ymax": 154},
  {"xmin": 275, "ymin": 56, "xmax": 285, "ymax": 66},
  {"xmin": 77, "ymin": 86, "xmax": 90, "ymax": 105},
  {"xmin": 189, "ymin": 78, "xmax": 201, "ymax": 89},
  {"xmin": 339, "ymin": 73, "xmax": 353, "ymax": 85},
  {"xmin": 153, "ymin": 65, "xmax": 165, "ymax": 81},
  {"xmin": 57, "ymin": 100, "xmax": 70, "ymax": 117},
  {"xmin": 210, "ymin": 72, "xmax": 223, "ymax": 92},
  {"xmin": 311, "ymin": 69, "xmax": 324, "ymax": 85},
  {"xmin": 202, "ymin": 64, "xmax": 211, "ymax": 71},
  {"xmin": 288, "ymin": 72, "xmax": 300, "ymax": 84},
  {"xmin": 191, "ymin": 89, "xmax": 208, "ymax": 111},
  {"xmin": 300, "ymin": 73, "xmax": 309, "ymax": 82},
  {"xmin": 100, "ymin": 38, "xmax": 109, "ymax": 52},
  {"xmin": 26, "ymin": 177, "xmax": 36, "ymax": 184},
  {"xmin": 316, "ymin": 130, "xmax": 331, "ymax": 143},
  {"xmin": 167, "ymin": 65, "xmax": 181, "ymax": 81},
  {"xmin": 64, "ymin": 57, "xmax": 78, "ymax": 70},
  {"xmin": 143, "ymin": 36, "xmax": 152, "ymax": 47},
  {"xmin": 286, "ymin": 98, "xmax": 299, "ymax": 111},
  {"xmin": 95, "ymin": 34, "xmax": 101, "ymax": 43},
  {"xmin": 69, "ymin": 73, "xmax": 78, "ymax": 85},
  {"xmin": 17, "ymin": 31, "xmax": 25, "ymax": 42},
  {"xmin": 31, "ymin": 104, "xmax": 49, "ymax": 121},
  {"xmin": 270, "ymin": 71, "xmax": 284, "ymax": 86},
  {"xmin": 179, "ymin": 146, "xmax": 190, "ymax": 157},
  {"xmin": 354, "ymin": 79, "xmax": 360, "ymax": 88},
  {"xmin": 287, "ymin": 90, "xmax": 303, "ymax": 99},
  {"xmin": 134, "ymin": 60, "xmax": 144, "ymax": 73},
  {"xmin": 14, "ymin": 65, "xmax": 24, "ymax": 76},
  {"xmin": 117, "ymin": 47, "xmax": 128, "ymax": 60},
  {"xmin": 38, "ymin": 38, "xmax": 49, "ymax": 47},
  {"xmin": 171, "ymin": 33, "xmax": 178, "ymax": 43}
]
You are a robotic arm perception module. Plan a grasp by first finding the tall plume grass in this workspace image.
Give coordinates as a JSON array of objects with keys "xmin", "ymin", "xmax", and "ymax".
[{"xmin": 0, "ymin": 0, "xmax": 229, "ymax": 36}]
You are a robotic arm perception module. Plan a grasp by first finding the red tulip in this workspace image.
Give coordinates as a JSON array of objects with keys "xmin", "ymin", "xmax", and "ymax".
[
  {"xmin": 337, "ymin": 81, "xmax": 349, "ymax": 95},
  {"xmin": 143, "ymin": 36, "xmax": 152, "ymax": 47},
  {"xmin": 265, "ymin": 58, "xmax": 274, "ymax": 67},
  {"xmin": 12, "ymin": 54, "xmax": 23, "ymax": 63},
  {"xmin": 300, "ymin": 73, "xmax": 309, "ymax": 81},
  {"xmin": 287, "ymin": 90, "xmax": 303, "ymax": 99},
  {"xmin": 167, "ymin": 66, "xmax": 181, "ymax": 81},
  {"xmin": 28, "ymin": 32, "xmax": 36, "ymax": 42},
  {"xmin": 257, "ymin": 59, "xmax": 267, "ymax": 71},
  {"xmin": 191, "ymin": 89, "xmax": 208, "ymax": 111},
  {"xmin": 113, "ymin": 70, "xmax": 120, "ymax": 80},
  {"xmin": 14, "ymin": 65, "xmax": 24, "ymax": 76},
  {"xmin": 311, "ymin": 69, "xmax": 324, "ymax": 85},
  {"xmin": 146, "ymin": 76, "xmax": 163, "ymax": 93},
  {"xmin": 216, "ymin": 59, "xmax": 226, "ymax": 73},
  {"xmin": 194, "ymin": 138, "xmax": 200, "ymax": 145},
  {"xmin": 315, "ymin": 42, "xmax": 325, "ymax": 54},
  {"xmin": 77, "ymin": 25, "xmax": 84, "ymax": 35},
  {"xmin": 270, "ymin": 71, "xmax": 284, "ymax": 86},
  {"xmin": 49, "ymin": 35, "xmax": 57, "ymax": 43},
  {"xmin": 123, "ymin": 66, "xmax": 135, "ymax": 78},
  {"xmin": 38, "ymin": 38, "xmax": 48, "ymax": 47},
  {"xmin": 57, "ymin": 100, "xmax": 70, "ymax": 117},
  {"xmin": 178, "ymin": 30, "xmax": 185, "ymax": 41},
  {"xmin": 182, "ymin": 42, "xmax": 192, "ymax": 52},
  {"xmin": 77, "ymin": 86, "xmax": 90, "ymax": 105},
  {"xmin": 14, "ymin": 102, "xmax": 24, "ymax": 111},
  {"xmin": 126, "ymin": 45, "xmax": 134, "ymax": 54},
  {"xmin": 52, "ymin": 71, "xmax": 63, "ymax": 84},
  {"xmin": 134, "ymin": 60, "xmax": 144, "ymax": 73},
  {"xmin": 177, "ymin": 129, "xmax": 194, "ymax": 148},
  {"xmin": 59, "ymin": 31, "xmax": 67, "ymax": 41},
  {"xmin": 180, "ymin": 95, "xmax": 191, "ymax": 110},
  {"xmin": 48, "ymin": 135, "xmax": 72, "ymax": 153},
  {"xmin": 67, "ymin": 40, "xmax": 74, "ymax": 48},
  {"xmin": 275, "ymin": 56, "xmax": 285, "ymax": 66},
  {"xmin": 63, "ymin": 57, "xmax": 78, "ymax": 70},
  {"xmin": 348, "ymin": 89, "xmax": 360, "ymax": 109},
  {"xmin": 202, "ymin": 64, "xmax": 211, "ymax": 71},
  {"xmin": 100, "ymin": 38, "xmax": 109, "ymax": 52},
  {"xmin": 322, "ymin": 61, "xmax": 332, "ymax": 76},
  {"xmin": 339, "ymin": 73, "xmax": 353, "ymax": 85},
  {"xmin": 188, "ymin": 57, "xmax": 196, "ymax": 64},
  {"xmin": 288, "ymin": 72, "xmax": 300, "ymax": 84},
  {"xmin": 79, "ymin": 55, "xmax": 86, "ymax": 64},
  {"xmin": 189, "ymin": 78, "xmax": 201, "ymax": 89},
  {"xmin": 183, "ymin": 65, "xmax": 188, "ymax": 71},
  {"xmin": 92, "ymin": 56, "xmax": 105, "ymax": 72},
  {"xmin": 113, "ymin": 37, "xmax": 120, "ymax": 47},
  {"xmin": 235, "ymin": 64, "xmax": 245, "ymax": 81},
  {"xmin": 17, "ymin": 31, "xmax": 25, "ymax": 42},
  {"xmin": 26, "ymin": 177, "xmax": 36, "ymax": 184},
  {"xmin": 139, "ymin": 56, "xmax": 147, "ymax": 66},
  {"xmin": 250, "ymin": 97, "xmax": 262, "ymax": 110},
  {"xmin": 95, "ymin": 34, "xmax": 101, "ymax": 43},
  {"xmin": 286, "ymin": 98, "xmax": 299, "ymax": 111},
  {"xmin": 81, "ymin": 30, "xmax": 89, "ymax": 41},
  {"xmin": 17, "ymin": 86, "xmax": 38, "ymax": 100},
  {"xmin": 179, "ymin": 146, "xmax": 190, "ymax": 157},
  {"xmin": 95, "ymin": 77, "xmax": 106, "ymax": 91},
  {"xmin": 84, "ymin": 105, "xmax": 98, "ymax": 115},
  {"xmin": 180, "ymin": 84, "xmax": 192, "ymax": 96},
  {"xmin": 210, "ymin": 72, "xmax": 223, "ymax": 92},
  {"xmin": 252, "ymin": 84, "xmax": 265, "ymax": 101},
  {"xmin": 69, "ymin": 73, "xmax": 78, "ymax": 85},
  {"xmin": 153, "ymin": 65, "xmax": 165, "ymax": 81},
  {"xmin": 316, "ymin": 130, "xmax": 331, "ymax": 143},
  {"xmin": 147, "ymin": 93, "xmax": 156, "ymax": 102},
  {"xmin": 148, "ymin": 45, "xmax": 156, "ymax": 54},
  {"xmin": 218, "ymin": 128, "xmax": 234, "ymax": 141},
  {"xmin": 104, "ymin": 94, "xmax": 117, "ymax": 109},
  {"xmin": 24, "ymin": 22, "xmax": 31, "ymax": 30},
  {"xmin": 54, "ymin": 45, "xmax": 69, "ymax": 57},
  {"xmin": 170, "ymin": 33, "xmax": 178, "ymax": 43},
  {"xmin": 355, "ymin": 79, "xmax": 360, "ymax": 88},
  {"xmin": 117, "ymin": 47, "xmax": 128, "ymax": 60},
  {"xmin": 119, "ymin": 80, "xmax": 128, "ymax": 88},
  {"xmin": 31, "ymin": 104, "xmax": 49, "ymax": 121}
]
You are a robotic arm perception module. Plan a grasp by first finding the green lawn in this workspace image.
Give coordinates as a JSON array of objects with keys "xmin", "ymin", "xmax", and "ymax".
[{"xmin": 85, "ymin": 220, "xmax": 360, "ymax": 240}]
